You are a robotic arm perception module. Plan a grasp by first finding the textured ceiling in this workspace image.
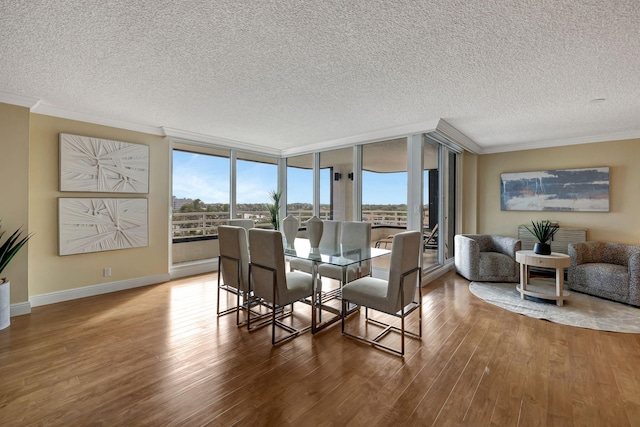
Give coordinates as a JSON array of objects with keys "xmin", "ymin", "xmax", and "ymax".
[{"xmin": 1, "ymin": 0, "xmax": 639, "ymax": 154}]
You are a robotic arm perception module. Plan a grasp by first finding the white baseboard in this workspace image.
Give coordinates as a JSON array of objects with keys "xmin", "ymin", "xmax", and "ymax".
[
  {"xmin": 10, "ymin": 301, "xmax": 32, "ymax": 317},
  {"xmin": 29, "ymin": 273, "xmax": 171, "ymax": 308},
  {"xmin": 15, "ymin": 257, "xmax": 445, "ymax": 314},
  {"xmin": 372, "ymin": 259, "xmax": 454, "ymax": 284},
  {"xmin": 423, "ymin": 260, "xmax": 455, "ymax": 285},
  {"xmin": 170, "ymin": 259, "xmax": 218, "ymax": 280}
]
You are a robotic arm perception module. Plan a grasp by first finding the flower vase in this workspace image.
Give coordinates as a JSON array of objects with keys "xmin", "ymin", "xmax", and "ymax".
[
  {"xmin": 282, "ymin": 215, "xmax": 299, "ymax": 247},
  {"xmin": 306, "ymin": 216, "xmax": 323, "ymax": 249}
]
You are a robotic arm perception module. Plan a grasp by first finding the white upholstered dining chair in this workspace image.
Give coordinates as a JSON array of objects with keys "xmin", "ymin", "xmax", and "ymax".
[
  {"xmin": 341, "ymin": 230, "xmax": 422, "ymax": 356},
  {"xmin": 228, "ymin": 219, "xmax": 254, "ymax": 231},
  {"xmin": 248, "ymin": 228, "xmax": 318, "ymax": 345},
  {"xmin": 217, "ymin": 225, "xmax": 251, "ymax": 325}
]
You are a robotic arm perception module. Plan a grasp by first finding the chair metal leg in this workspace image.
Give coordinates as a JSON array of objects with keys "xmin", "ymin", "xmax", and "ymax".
[
  {"xmin": 216, "ymin": 258, "xmax": 222, "ymax": 316},
  {"xmin": 401, "ymin": 288, "xmax": 405, "ymax": 356},
  {"xmin": 341, "ymin": 299, "xmax": 346, "ymax": 333},
  {"xmin": 249, "ymin": 262, "xmax": 312, "ymax": 345},
  {"xmin": 272, "ymin": 283, "xmax": 277, "ymax": 345},
  {"xmin": 341, "ymin": 267, "xmax": 422, "ymax": 356},
  {"xmin": 236, "ymin": 288, "xmax": 241, "ymax": 326},
  {"xmin": 418, "ymin": 274, "xmax": 423, "ymax": 338}
]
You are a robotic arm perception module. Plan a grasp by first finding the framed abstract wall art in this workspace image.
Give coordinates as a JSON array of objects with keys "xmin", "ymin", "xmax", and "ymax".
[
  {"xmin": 500, "ymin": 167, "xmax": 609, "ymax": 212},
  {"xmin": 60, "ymin": 133, "xmax": 149, "ymax": 193},
  {"xmin": 58, "ymin": 198, "xmax": 149, "ymax": 255}
]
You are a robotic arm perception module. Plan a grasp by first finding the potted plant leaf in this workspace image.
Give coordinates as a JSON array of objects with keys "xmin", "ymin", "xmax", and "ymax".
[
  {"xmin": 1, "ymin": 220, "xmax": 33, "ymax": 330},
  {"xmin": 266, "ymin": 190, "xmax": 282, "ymax": 230},
  {"xmin": 524, "ymin": 220, "xmax": 559, "ymax": 255}
]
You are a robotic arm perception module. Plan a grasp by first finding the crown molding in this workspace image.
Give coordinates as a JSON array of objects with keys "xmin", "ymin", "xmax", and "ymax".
[
  {"xmin": 30, "ymin": 103, "xmax": 165, "ymax": 136},
  {"xmin": 0, "ymin": 91, "xmax": 41, "ymax": 108},
  {"xmin": 435, "ymin": 119, "xmax": 483, "ymax": 154},
  {"xmin": 480, "ymin": 130, "xmax": 640, "ymax": 154},
  {"xmin": 9, "ymin": 90, "xmax": 633, "ymax": 156},
  {"xmin": 281, "ymin": 118, "xmax": 441, "ymax": 156},
  {"xmin": 162, "ymin": 127, "xmax": 281, "ymax": 156}
]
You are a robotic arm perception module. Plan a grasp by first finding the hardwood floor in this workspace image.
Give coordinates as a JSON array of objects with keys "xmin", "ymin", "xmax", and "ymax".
[{"xmin": 1, "ymin": 270, "xmax": 639, "ymax": 426}]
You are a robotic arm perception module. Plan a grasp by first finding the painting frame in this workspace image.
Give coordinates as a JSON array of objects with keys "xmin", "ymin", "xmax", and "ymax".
[
  {"xmin": 59, "ymin": 133, "xmax": 149, "ymax": 193},
  {"xmin": 500, "ymin": 167, "xmax": 610, "ymax": 212},
  {"xmin": 58, "ymin": 198, "xmax": 149, "ymax": 256}
]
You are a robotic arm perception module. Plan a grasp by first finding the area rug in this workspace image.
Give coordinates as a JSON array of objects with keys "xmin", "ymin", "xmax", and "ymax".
[{"xmin": 469, "ymin": 280, "xmax": 640, "ymax": 333}]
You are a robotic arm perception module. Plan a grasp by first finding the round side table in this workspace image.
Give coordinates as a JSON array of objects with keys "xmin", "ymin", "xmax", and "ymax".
[{"xmin": 515, "ymin": 250, "xmax": 571, "ymax": 306}]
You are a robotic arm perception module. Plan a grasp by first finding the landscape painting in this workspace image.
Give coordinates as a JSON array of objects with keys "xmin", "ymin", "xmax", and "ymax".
[{"xmin": 501, "ymin": 167, "xmax": 609, "ymax": 212}]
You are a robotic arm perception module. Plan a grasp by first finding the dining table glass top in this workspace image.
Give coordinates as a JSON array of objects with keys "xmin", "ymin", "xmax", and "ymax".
[{"xmin": 284, "ymin": 237, "xmax": 391, "ymax": 266}]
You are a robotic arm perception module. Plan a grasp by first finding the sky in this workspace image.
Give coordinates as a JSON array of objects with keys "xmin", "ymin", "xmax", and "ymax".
[{"xmin": 172, "ymin": 151, "xmax": 412, "ymax": 205}]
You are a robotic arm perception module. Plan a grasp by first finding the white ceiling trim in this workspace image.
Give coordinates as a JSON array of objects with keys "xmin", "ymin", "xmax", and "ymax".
[
  {"xmin": 480, "ymin": 130, "xmax": 640, "ymax": 154},
  {"xmin": 281, "ymin": 118, "xmax": 442, "ymax": 157},
  {"xmin": 163, "ymin": 127, "xmax": 281, "ymax": 156},
  {"xmin": 3, "ymin": 93, "xmax": 637, "ymax": 157},
  {"xmin": 435, "ymin": 119, "xmax": 483, "ymax": 154},
  {"xmin": 0, "ymin": 91, "xmax": 40, "ymax": 109},
  {"xmin": 31, "ymin": 102, "xmax": 165, "ymax": 136}
]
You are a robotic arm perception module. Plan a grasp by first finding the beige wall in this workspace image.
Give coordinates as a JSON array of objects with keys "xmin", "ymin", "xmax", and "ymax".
[
  {"xmin": 475, "ymin": 138, "xmax": 640, "ymax": 243},
  {"xmin": 28, "ymin": 114, "xmax": 170, "ymax": 297},
  {"xmin": 461, "ymin": 151, "xmax": 478, "ymax": 234},
  {"xmin": 0, "ymin": 103, "xmax": 31, "ymax": 303}
]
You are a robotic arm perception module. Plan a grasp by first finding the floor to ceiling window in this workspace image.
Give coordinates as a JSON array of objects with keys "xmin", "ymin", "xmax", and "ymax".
[
  {"xmin": 236, "ymin": 152, "xmax": 278, "ymax": 228},
  {"xmin": 171, "ymin": 146, "xmax": 230, "ymax": 265},
  {"xmin": 286, "ymin": 154, "xmax": 314, "ymax": 225},
  {"xmin": 361, "ymin": 138, "xmax": 407, "ymax": 248},
  {"xmin": 170, "ymin": 131, "xmax": 460, "ymax": 275}
]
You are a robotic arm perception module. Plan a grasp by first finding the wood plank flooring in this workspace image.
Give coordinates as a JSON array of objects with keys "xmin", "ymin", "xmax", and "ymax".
[{"xmin": 1, "ymin": 270, "xmax": 639, "ymax": 426}]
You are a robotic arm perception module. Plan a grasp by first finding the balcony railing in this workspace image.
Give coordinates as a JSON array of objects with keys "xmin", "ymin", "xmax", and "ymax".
[
  {"xmin": 362, "ymin": 210, "xmax": 408, "ymax": 227},
  {"xmin": 172, "ymin": 209, "xmax": 420, "ymax": 240}
]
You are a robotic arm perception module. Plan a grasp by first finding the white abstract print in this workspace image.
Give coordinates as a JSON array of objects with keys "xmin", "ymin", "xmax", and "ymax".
[
  {"xmin": 59, "ymin": 198, "xmax": 148, "ymax": 255},
  {"xmin": 60, "ymin": 134, "xmax": 149, "ymax": 193}
]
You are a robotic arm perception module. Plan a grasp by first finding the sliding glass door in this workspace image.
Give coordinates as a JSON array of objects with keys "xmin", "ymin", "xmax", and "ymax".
[{"xmin": 423, "ymin": 139, "xmax": 440, "ymax": 269}]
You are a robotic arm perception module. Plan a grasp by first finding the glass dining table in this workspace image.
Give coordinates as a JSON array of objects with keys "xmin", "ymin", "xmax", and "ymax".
[{"xmin": 284, "ymin": 237, "xmax": 391, "ymax": 333}]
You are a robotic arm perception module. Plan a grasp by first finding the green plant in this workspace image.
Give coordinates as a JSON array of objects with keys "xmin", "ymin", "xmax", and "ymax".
[
  {"xmin": 0, "ymin": 220, "xmax": 33, "ymax": 284},
  {"xmin": 266, "ymin": 190, "xmax": 282, "ymax": 230},
  {"xmin": 524, "ymin": 220, "xmax": 559, "ymax": 244}
]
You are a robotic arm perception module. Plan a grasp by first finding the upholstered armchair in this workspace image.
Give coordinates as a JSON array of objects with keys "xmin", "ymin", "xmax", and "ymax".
[
  {"xmin": 568, "ymin": 241, "xmax": 640, "ymax": 307},
  {"xmin": 454, "ymin": 234, "xmax": 521, "ymax": 282}
]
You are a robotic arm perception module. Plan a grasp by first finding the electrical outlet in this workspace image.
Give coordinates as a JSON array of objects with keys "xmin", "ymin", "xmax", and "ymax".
[{"xmin": 103, "ymin": 267, "xmax": 111, "ymax": 277}]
